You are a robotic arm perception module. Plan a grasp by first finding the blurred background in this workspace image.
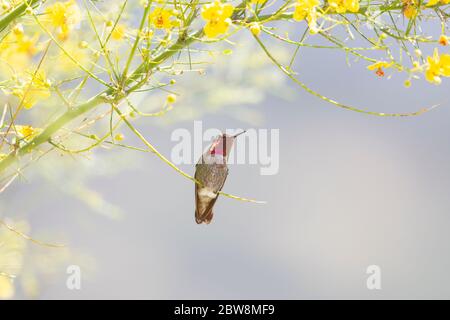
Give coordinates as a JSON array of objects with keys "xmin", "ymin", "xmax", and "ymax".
[{"xmin": 2, "ymin": 19, "xmax": 450, "ymax": 299}]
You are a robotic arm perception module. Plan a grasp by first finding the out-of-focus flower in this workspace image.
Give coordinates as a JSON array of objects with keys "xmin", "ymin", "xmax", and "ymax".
[
  {"xmin": 439, "ymin": 34, "xmax": 448, "ymax": 46},
  {"xmin": 1, "ymin": 1, "xmax": 11, "ymax": 12},
  {"xmin": 15, "ymin": 125, "xmax": 42, "ymax": 141},
  {"xmin": 166, "ymin": 94, "xmax": 177, "ymax": 104},
  {"xmin": 367, "ymin": 61, "xmax": 393, "ymax": 77},
  {"xmin": 44, "ymin": 0, "xmax": 81, "ymax": 40},
  {"xmin": 0, "ymin": 33, "xmax": 37, "ymax": 60},
  {"xmin": 1, "ymin": 0, "xmax": 22, "ymax": 13},
  {"xmin": 111, "ymin": 24, "xmax": 126, "ymax": 41},
  {"xmin": 12, "ymin": 71, "xmax": 51, "ymax": 109},
  {"xmin": 250, "ymin": 0, "xmax": 267, "ymax": 4},
  {"xmin": 55, "ymin": 40, "xmax": 90, "ymax": 73},
  {"xmin": 0, "ymin": 29, "xmax": 41, "ymax": 74},
  {"xmin": 201, "ymin": 1, "xmax": 234, "ymax": 38},
  {"xmin": 327, "ymin": 0, "xmax": 359, "ymax": 13},
  {"xmin": 149, "ymin": 7, "xmax": 175, "ymax": 30},
  {"xmin": 425, "ymin": 48, "xmax": 450, "ymax": 84},
  {"xmin": 293, "ymin": 0, "xmax": 320, "ymax": 33}
]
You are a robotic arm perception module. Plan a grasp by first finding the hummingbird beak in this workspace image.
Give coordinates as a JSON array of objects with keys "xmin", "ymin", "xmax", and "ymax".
[{"xmin": 233, "ymin": 130, "xmax": 246, "ymax": 138}]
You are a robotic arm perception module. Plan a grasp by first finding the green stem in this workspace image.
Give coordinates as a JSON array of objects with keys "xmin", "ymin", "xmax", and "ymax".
[
  {"xmin": 0, "ymin": 2, "xmax": 445, "ymax": 175},
  {"xmin": 0, "ymin": 0, "xmax": 41, "ymax": 33},
  {"xmin": 121, "ymin": 0, "xmax": 152, "ymax": 85},
  {"xmin": 0, "ymin": 32, "xmax": 199, "ymax": 174}
]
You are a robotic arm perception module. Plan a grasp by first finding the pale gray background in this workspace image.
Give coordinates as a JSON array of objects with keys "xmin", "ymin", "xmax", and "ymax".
[{"xmin": 3, "ymin": 27, "xmax": 450, "ymax": 299}]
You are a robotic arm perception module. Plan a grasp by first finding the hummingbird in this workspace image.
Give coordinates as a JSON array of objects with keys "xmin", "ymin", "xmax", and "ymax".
[{"xmin": 194, "ymin": 131, "xmax": 246, "ymax": 224}]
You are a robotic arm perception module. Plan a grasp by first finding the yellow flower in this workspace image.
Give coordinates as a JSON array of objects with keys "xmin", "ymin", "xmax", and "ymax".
[
  {"xmin": 0, "ymin": 29, "xmax": 41, "ymax": 74},
  {"xmin": 402, "ymin": 0, "xmax": 418, "ymax": 19},
  {"xmin": 45, "ymin": 0, "xmax": 81, "ymax": 40},
  {"xmin": 294, "ymin": 0, "xmax": 319, "ymax": 20},
  {"xmin": 293, "ymin": 0, "xmax": 320, "ymax": 32},
  {"xmin": 0, "ymin": 31, "xmax": 40, "ymax": 57},
  {"xmin": 149, "ymin": 7, "xmax": 175, "ymax": 30},
  {"xmin": 403, "ymin": 6, "xmax": 418, "ymax": 18},
  {"xmin": 0, "ymin": 276, "xmax": 14, "ymax": 300},
  {"xmin": 12, "ymin": 71, "xmax": 51, "ymax": 109},
  {"xmin": 15, "ymin": 125, "xmax": 42, "ymax": 141},
  {"xmin": 439, "ymin": 34, "xmax": 448, "ymax": 46},
  {"xmin": 250, "ymin": 0, "xmax": 267, "ymax": 4},
  {"xmin": 111, "ymin": 24, "xmax": 126, "ymax": 41},
  {"xmin": 427, "ymin": 0, "xmax": 450, "ymax": 6},
  {"xmin": 201, "ymin": 1, "xmax": 234, "ymax": 38},
  {"xmin": 367, "ymin": 61, "xmax": 394, "ymax": 77},
  {"xmin": 327, "ymin": 0, "xmax": 360, "ymax": 13},
  {"xmin": 425, "ymin": 48, "xmax": 450, "ymax": 84}
]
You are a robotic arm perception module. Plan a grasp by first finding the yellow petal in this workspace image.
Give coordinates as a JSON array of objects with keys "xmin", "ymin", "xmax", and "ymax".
[
  {"xmin": 221, "ymin": 3, "xmax": 234, "ymax": 18},
  {"xmin": 426, "ymin": 0, "xmax": 440, "ymax": 6}
]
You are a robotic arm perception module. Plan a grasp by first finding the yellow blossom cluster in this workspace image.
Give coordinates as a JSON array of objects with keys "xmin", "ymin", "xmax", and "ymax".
[
  {"xmin": 201, "ymin": 1, "xmax": 234, "ymax": 38},
  {"xmin": 15, "ymin": 125, "xmax": 42, "ymax": 141},
  {"xmin": 425, "ymin": 49, "xmax": 450, "ymax": 85},
  {"xmin": 44, "ymin": 0, "xmax": 81, "ymax": 41},
  {"xmin": 149, "ymin": 7, "xmax": 177, "ymax": 30},
  {"xmin": 0, "ymin": 25, "xmax": 41, "ymax": 73},
  {"xmin": 293, "ymin": 0, "xmax": 320, "ymax": 33},
  {"xmin": 366, "ymin": 48, "xmax": 450, "ymax": 86},
  {"xmin": 327, "ymin": 0, "xmax": 359, "ymax": 13}
]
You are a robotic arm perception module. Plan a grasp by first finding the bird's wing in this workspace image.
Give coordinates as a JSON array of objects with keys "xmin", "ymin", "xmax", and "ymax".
[
  {"xmin": 195, "ymin": 184, "xmax": 217, "ymax": 224},
  {"xmin": 194, "ymin": 164, "xmax": 228, "ymax": 225}
]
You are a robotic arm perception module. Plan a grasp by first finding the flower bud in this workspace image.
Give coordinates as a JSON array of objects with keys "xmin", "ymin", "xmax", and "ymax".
[
  {"xmin": 166, "ymin": 94, "xmax": 177, "ymax": 104},
  {"xmin": 249, "ymin": 23, "xmax": 261, "ymax": 36}
]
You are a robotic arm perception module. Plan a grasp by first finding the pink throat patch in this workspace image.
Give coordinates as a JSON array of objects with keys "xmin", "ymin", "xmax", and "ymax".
[{"xmin": 210, "ymin": 148, "xmax": 224, "ymax": 156}]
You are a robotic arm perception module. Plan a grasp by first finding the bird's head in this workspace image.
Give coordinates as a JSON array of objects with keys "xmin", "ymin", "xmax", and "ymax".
[{"xmin": 209, "ymin": 131, "xmax": 246, "ymax": 159}]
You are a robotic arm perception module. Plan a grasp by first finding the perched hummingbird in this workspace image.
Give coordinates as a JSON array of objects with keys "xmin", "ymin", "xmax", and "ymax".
[{"xmin": 194, "ymin": 131, "xmax": 246, "ymax": 224}]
